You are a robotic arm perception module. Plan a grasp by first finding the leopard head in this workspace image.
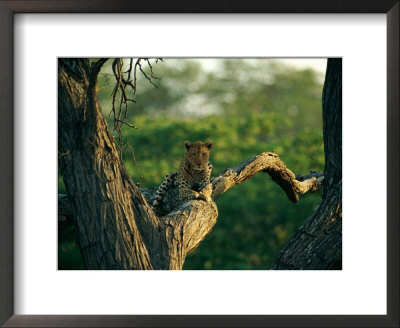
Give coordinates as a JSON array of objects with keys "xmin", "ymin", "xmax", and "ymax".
[{"xmin": 184, "ymin": 140, "xmax": 213, "ymax": 170}]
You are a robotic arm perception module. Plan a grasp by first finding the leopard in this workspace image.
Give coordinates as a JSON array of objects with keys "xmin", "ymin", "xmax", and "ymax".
[{"xmin": 152, "ymin": 140, "xmax": 213, "ymax": 209}]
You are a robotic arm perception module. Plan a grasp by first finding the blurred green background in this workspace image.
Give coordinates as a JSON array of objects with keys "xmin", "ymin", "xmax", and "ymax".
[{"xmin": 58, "ymin": 58, "xmax": 326, "ymax": 270}]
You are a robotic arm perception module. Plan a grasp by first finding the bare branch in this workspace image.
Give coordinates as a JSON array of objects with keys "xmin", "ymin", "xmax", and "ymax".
[
  {"xmin": 145, "ymin": 58, "xmax": 161, "ymax": 80},
  {"xmin": 140, "ymin": 68, "xmax": 157, "ymax": 88},
  {"xmin": 211, "ymin": 152, "xmax": 323, "ymax": 203},
  {"xmin": 115, "ymin": 118, "xmax": 138, "ymax": 129},
  {"xmin": 126, "ymin": 58, "xmax": 134, "ymax": 81},
  {"xmin": 108, "ymin": 58, "xmax": 161, "ymax": 156}
]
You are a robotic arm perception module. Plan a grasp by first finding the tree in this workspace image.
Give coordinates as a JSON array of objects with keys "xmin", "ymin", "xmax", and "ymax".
[{"xmin": 58, "ymin": 58, "xmax": 341, "ymax": 270}]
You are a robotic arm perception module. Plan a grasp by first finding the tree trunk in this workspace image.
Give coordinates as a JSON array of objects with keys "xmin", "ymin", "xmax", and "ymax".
[
  {"xmin": 269, "ymin": 58, "xmax": 342, "ymax": 270},
  {"xmin": 58, "ymin": 59, "xmax": 156, "ymax": 269}
]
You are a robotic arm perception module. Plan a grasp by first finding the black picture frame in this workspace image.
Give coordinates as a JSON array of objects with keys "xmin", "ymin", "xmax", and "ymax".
[{"xmin": 0, "ymin": 1, "xmax": 398, "ymax": 327}]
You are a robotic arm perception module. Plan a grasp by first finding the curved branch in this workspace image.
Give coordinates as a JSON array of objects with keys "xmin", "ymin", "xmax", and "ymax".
[{"xmin": 211, "ymin": 152, "xmax": 323, "ymax": 203}]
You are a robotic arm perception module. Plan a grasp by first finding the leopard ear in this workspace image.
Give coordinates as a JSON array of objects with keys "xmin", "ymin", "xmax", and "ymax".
[
  {"xmin": 184, "ymin": 141, "xmax": 192, "ymax": 150},
  {"xmin": 205, "ymin": 141, "xmax": 213, "ymax": 150}
]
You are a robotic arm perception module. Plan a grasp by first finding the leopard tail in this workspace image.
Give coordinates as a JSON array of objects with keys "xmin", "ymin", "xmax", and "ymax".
[{"xmin": 152, "ymin": 172, "xmax": 177, "ymax": 208}]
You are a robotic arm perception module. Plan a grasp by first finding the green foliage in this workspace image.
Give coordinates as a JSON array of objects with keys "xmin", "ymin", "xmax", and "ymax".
[{"xmin": 58, "ymin": 58, "xmax": 325, "ymax": 270}]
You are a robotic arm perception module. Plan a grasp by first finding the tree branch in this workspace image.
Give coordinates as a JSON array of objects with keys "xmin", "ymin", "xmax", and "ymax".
[
  {"xmin": 109, "ymin": 58, "xmax": 161, "ymax": 155},
  {"xmin": 211, "ymin": 152, "xmax": 322, "ymax": 203}
]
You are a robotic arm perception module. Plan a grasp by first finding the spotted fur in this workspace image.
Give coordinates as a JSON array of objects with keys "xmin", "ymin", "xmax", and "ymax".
[{"xmin": 152, "ymin": 141, "xmax": 213, "ymax": 209}]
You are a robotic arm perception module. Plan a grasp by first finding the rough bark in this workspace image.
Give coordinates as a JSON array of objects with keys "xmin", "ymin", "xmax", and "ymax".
[
  {"xmin": 59, "ymin": 59, "xmax": 155, "ymax": 269},
  {"xmin": 270, "ymin": 58, "xmax": 342, "ymax": 270}
]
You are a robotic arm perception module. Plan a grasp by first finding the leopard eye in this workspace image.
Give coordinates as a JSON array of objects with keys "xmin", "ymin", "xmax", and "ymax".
[{"xmin": 202, "ymin": 153, "xmax": 207, "ymax": 157}]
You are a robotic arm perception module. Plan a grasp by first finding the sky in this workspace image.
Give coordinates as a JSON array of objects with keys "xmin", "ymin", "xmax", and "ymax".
[
  {"xmin": 194, "ymin": 58, "xmax": 327, "ymax": 75},
  {"xmin": 273, "ymin": 58, "xmax": 327, "ymax": 74}
]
